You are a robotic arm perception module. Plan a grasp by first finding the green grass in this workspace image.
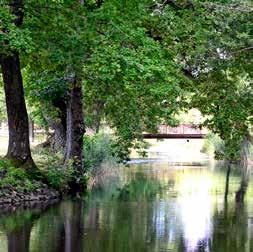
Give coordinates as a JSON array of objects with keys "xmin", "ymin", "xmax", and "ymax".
[{"xmin": 0, "ymin": 159, "xmax": 39, "ymax": 192}]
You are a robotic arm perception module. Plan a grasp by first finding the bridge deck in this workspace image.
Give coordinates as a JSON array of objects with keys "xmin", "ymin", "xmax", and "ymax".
[{"xmin": 143, "ymin": 133, "xmax": 206, "ymax": 139}]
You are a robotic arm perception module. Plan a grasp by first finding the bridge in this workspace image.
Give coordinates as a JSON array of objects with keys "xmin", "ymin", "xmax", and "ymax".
[{"xmin": 143, "ymin": 124, "xmax": 207, "ymax": 139}]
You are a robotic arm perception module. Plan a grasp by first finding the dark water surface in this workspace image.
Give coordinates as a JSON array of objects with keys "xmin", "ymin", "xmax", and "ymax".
[{"xmin": 0, "ymin": 162, "xmax": 253, "ymax": 252}]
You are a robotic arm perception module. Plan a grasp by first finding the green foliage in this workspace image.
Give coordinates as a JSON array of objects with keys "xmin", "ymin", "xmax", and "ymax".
[
  {"xmin": 190, "ymin": 65, "xmax": 252, "ymax": 160},
  {"xmin": 201, "ymin": 133, "xmax": 226, "ymax": 159},
  {"xmin": 23, "ymin": 1, "xmax": 88, "ymax": 128},
  {"xmin": 135, "ymin": 141, "xmax": 150, "ymax": 158},
  {"xmin": 34, "ymin": 149, "xmax": 70, "ymax": 189},
  {"xmin": 35, "ymin": 148, "xmax": 88, "ymax": 190},
  {"xmin": 1, "ymin": 0, "xmax": 252, "ymax": 172},
  {"xmin": 46, "ymin": 165, "xmax": 71, "ymax": 189},
  {"xmin": 152, "ymin": 0, "xmax": 253, "ymax": 160},
  {"xmin": 0, "ymin": 3, "xmax": 33, "ymax": 54},
  {"xmin": 84, "ymin": 133, "xmax": 118, "ymax": 174},
  {"xmin": 83, "ymin": 0, "xmax": 183, "ymax": 155},
  {"xmin": 21, "ymin": 0, "xmax": 183, "ymax": 160},
  {"xmin": 22, "ymin": 0, "xmax": 252, "ymax": 162},
  {"xmin": 0, "ymin": 159, "xmax": 38, "ymax": 192}
]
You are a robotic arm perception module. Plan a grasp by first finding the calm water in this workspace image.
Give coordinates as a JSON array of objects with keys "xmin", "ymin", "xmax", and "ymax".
[{"xmin": 0, "ymin": 162, "xmax": 253, "ymax": 252}]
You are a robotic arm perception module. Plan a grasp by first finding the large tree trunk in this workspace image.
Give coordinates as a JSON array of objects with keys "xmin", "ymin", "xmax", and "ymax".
[
  {"xmin": 0, "ymin": 0, "xmax": 38, "ymax": 173},
  {"xmin": 44, "ymin": 116, "xmax": 66, "ymax": 151},
  {"xmin": 51, "ymin": 98, "xmax": 67, "ymax": 150},
  {"xmin": 1, "ymin": 53, "xmax": 36, "ymax": 170},
  {"xmin": 51, "ymin": 120, "xmax": 66, "ymax": 151},
  {"xmin": 64, "ymin": 77, "xmax": 85, "ymax": 191},
  {"xmin": 44, "ymin": 107, "xmax": 67, "ymax": 152},
  {"xmin": 42, "ymin": 99, "xmax": 67, "ymax": 151}
]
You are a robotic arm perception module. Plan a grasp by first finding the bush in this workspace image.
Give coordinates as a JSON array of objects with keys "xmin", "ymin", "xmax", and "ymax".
[
  {"xmin": 201, "ymin": 133, "xmax": 226, "ymax": 159},
  {"xmin": 83, "ymin": 133, "xmax": 118, "ymax": 175},
  {"xmin": 0, "ymin": 159, "xmax": 38, "ymax": 192},
  {"xmin": 46, "ymin": 165, "xmax": 70, "ymax": 189},
  {"xmin": 35, "ymin": 149, "xmax": 71, "ymax": 189}
]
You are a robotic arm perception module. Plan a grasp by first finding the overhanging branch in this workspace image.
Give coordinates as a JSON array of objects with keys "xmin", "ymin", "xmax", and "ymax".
[
  {"xmin": 150, "ymin": 0, "xmax": 253, "ymax": 13},
  {"xmin": 230, "ymin": 46, "xmax": 253, "ymax": 55}
]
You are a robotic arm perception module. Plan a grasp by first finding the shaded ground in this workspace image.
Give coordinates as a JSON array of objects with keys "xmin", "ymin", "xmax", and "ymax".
[{"xmin": 0, "ymin": 136, "xmax": 46, "ymax": 157}]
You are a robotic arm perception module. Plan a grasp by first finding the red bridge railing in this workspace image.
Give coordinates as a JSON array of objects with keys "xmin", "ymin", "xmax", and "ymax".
[
  {"xmin": 143, "ymin": 124, "xmax": 206, "ymax": 139},
  {"xmin": 158, "ymin": 124, "xmax": 203, "ymax": 134}
]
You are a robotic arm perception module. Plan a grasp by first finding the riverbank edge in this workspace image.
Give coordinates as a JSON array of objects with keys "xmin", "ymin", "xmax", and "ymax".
[
  {"xmin": 0, "ymin": 162, "xmax": 113, "ymax": 208},
  {"xmin": 0, "ymin": 185, "xmax": 62, "ymax": 207},
  {"xmin": 0, "ymin": 158, "xmax": 252, "ymax": 208},
  {"xmin": 0, "ymin": 166, "xmax": 104, "ymax": 208}
]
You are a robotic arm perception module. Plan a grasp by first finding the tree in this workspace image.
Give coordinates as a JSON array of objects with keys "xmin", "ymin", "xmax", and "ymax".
[
  {"xmin": 148, "ymin": 0, "xmax": 252, "ymax": 159},
  {"xmin": 25, "ymin": 70, "xmax": 68, "ymax": 151},
  {"xmin": 25, "ymin": 0, "xmax": 183, "ymax": 163},
  {"xmin": 1, "ymin": 0, "xmax": 250, "ymax": 194},
  {"xmin": 83, "ymin": 0, "xmax": 184, "ymax": 160},
  {"xmin": 160, "ymin": 0, "xmax": 252, "ymax": 201},
  {"xmin": 0, "ymin": 1, "xmax": 37, "ymax": 172},
  {"xmin": 24, "ymin": 1, "xmax": 89, "ymax": 188}
]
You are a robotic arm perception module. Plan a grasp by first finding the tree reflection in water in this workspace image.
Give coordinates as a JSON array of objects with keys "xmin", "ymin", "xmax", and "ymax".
[
  {"xmin": 211, "ymin": 202, "xmax": 253, "ymax": 252},
  {"xmin": 0, "ymin": 164, "xmax": 252, "ymax": 252},
  {"xmin": 0, "ymin": 202, "xmax": 57, "ymax": 252}
]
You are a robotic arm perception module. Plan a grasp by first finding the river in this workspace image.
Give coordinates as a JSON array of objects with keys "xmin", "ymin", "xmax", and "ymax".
[{"xmin": 0, "ymin": 161, "xmax": 252, "ymax": 252}]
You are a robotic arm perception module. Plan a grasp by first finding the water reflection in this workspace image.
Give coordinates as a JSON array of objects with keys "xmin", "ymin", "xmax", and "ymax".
[
  {"xmin": 178, "ymin": 171, "xmax": 212, "ymax": 251},
  {"xmin": 211, "ymin": 203, "xmax": 253, "ymax": 252},
  {"xmin": 0, "ymin": 163, "xmax": 252, "ymax": 252},
  {"xmin": 0, "ymin": 202, "xmax": 56, "ymax": 252}
]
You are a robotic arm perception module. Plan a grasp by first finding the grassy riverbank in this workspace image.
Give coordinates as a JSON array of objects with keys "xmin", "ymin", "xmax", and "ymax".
[{"xmin": 0, "ymin": 133, "xmax": 119, "ymax": 206}]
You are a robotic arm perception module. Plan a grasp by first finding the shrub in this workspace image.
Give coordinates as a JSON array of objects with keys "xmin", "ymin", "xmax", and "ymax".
[
  {"xmin": 201, "ymin": 133, "xmax": 226, "ymax": 159},
  {"xmin": 37, "ymin": 150, "xmax": 72, "ymax": 189},
  {"xmin": 0, "ymin": 159, "xmax": 38, "ymax": 192},
  {"xmin": 83, "ymin": 133, "xmax": 118, "ymax": 175}
]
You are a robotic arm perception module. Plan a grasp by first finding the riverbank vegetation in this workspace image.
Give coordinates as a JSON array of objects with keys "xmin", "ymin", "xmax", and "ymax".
[{"xmin": 0, "ymin": 0, "xmax": 252, "ymax": 203}]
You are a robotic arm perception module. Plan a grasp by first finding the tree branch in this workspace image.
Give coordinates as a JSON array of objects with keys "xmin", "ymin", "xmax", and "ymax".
[
  {"xmin": 230, "ymin": 46, "xmax": 253, "ymax": 55},
  {"xmin": 149, "ymin": 0, "xmax": 252, "ymax": 13},
  {"xmin": 204, "ymin": 3, "xmax": 253, "ymax": 13}
]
